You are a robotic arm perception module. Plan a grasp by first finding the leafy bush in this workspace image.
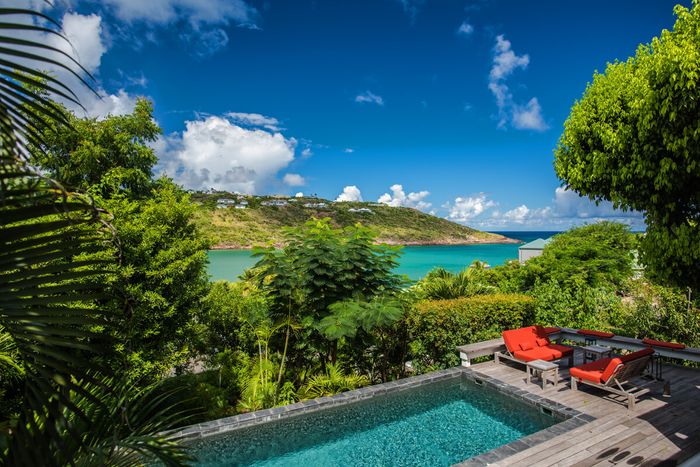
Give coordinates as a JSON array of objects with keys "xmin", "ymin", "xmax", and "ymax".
[
  {"xmin": 415, "ymin": 265, "xmax": 496, "ymax": 300},
  {"xmin": 531, "ymin": 279, "xmax": 624, "ymax": 330},
  {"xmin": 526, "ymin": 222, "xmax": 635, "ymax": 289},
  {"xmin": 406, "ymin": 294, "xmax": 535, "ymax": 370},
  {"xmin": 622, "ymin": 281, "xmax": 700, "ymax": 347}
]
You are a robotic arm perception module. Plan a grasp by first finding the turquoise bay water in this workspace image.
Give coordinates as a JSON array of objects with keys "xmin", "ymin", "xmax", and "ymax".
[
  {"xmin": 190, "ymin": 378, "xmax": 555, "ymax": 466},
  {"xmin": 207, "ymin": 231, "xmax": 559, "ymax": 281}
]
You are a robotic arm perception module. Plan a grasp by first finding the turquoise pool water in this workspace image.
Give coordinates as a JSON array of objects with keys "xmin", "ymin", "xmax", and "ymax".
[
  {"xmin": 190, "ymin": 378, "xmax": 555, "ymax": 466},
  {"xmin": 207, "ymin": 231, "xmax": 559, "ymax": 281}
]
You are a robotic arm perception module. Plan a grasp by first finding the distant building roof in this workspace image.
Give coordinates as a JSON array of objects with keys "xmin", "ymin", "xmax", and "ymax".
[{"xmin": 519, "ymin": 238, "xmax": 551, "ymax": 250}]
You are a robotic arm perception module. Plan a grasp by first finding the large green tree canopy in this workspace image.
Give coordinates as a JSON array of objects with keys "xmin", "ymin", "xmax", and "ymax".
[
  {"xmin": 23, "ymin": 98, "xmax": 211, "ymax": 382},
  {"xmin": 554, "ymin": 1, "xmax": 700, "ymax": 289}
]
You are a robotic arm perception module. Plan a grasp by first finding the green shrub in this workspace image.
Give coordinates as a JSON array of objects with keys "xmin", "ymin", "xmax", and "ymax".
[
  {"xmin": 406, "ymin": 294, "xmax": 535, "ymax": 371},
  {"xmin": 622, "ymin": 281, "xmax": 700, "ymax": 347},
  {"xmin": 531, "ymin": 279, "xmax": 624, "ymax": 331}
]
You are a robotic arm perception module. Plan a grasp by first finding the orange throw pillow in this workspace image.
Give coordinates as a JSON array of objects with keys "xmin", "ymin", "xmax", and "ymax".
[
  {"xmin": 519, "ymin": 342, "xmax": 534, "ymax": 351},
  {"xmin": 536, "ymin": 337, "xmax": 549, "ymax": 347}
]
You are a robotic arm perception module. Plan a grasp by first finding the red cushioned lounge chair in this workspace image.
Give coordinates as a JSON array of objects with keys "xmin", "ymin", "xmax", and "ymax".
[
  {"xmin": 570, "ymin": 348, "xmax": 655, "ymax": 410},
  {"xmin": 495, "ymin": 325, "xmax": 575, "ymax": 367}
]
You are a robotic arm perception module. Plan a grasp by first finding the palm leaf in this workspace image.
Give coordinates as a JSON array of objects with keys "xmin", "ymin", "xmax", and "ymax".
[{"xmin": 0, "ymin": 5, "xmax": 189, "ymax": 465}]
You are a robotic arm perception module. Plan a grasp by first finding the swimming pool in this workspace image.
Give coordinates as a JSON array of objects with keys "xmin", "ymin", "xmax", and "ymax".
[{"xmin": 187, "ymin": 370, "xmax": 562, "ymax": 466}]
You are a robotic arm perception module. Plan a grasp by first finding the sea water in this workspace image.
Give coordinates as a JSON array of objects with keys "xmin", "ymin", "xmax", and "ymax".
[{"xmin": 206, "ymin": 231, "xmax": 559, "ymax": 282}]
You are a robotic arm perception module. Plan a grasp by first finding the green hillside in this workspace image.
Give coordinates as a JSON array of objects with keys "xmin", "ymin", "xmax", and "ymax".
[{"xmin": 191, "ymin": 193, "xmax": 519, "ymax": 249}]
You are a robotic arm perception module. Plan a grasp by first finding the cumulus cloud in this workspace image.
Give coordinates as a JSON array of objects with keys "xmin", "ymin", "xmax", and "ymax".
[
  {"xmin": 20, "ymin": 12, "xmax": 139, "ymax": 118},
  {"xmin": 336, "ymin": 186, "xmax": 363, "ymax": 202},
  {"xmin": 301, "ymin": 147, "xmax": 313, "ymax": 158},
  {"xmin": 444, "ymin": 193, "xmax": 496, "ymax": 222},
  {"xmin": 283, "ymin": 173, "xmax": 305, "ymax": 187},
  {"xmin": 487, "ymin": 35, "xmax": 547, "ymax": 131},
  {"xmin": 378, "ymin": 184, "xmax": 431, "ymax": 210},
  {"xmin": 355, "ymin": 91, "xmax": 384, "ymax": 106},
  {"xmin": 472, "ymin": 187, "xmax": 644, "ymax": 229},
  {"xmin": 343, "ymin": 148, "xmax": 355, "ymax": 154},
  {"xmin": 157, "ymin": 114, "xmax": 296, "ymax": 193},
  {"xmin": 457, "ymin": 21, "xmax": 474, "ymax": 35},
  {"xmin": 295, "ymin": 192, "xmax": 304, "ymax": 198}
]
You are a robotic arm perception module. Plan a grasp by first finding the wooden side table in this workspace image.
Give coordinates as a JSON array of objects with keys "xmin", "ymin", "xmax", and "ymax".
[
  {"xmin": 582, "ymin": 344, "xmax": 612, "ymax": 363},
  {"xmin": 526, "ymin": 359, "xmax": 559, "ymax": 389}
]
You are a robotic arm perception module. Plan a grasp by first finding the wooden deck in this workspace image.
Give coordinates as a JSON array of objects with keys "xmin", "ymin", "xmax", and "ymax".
[{"xmin": 466, "ymin": 351, "xmax": 700, "ymax": 466}]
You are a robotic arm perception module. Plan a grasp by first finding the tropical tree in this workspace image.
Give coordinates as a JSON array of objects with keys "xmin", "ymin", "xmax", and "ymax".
[
  {"xmin": 0, "ymin": 5, "xmax": 189, "ymax": 465},
  {"xmin": 252, "ymin": 218, "xmax": 405, "ymax": 367},
  {"xmin": 553, "ymin": 1, "xmax": 700, "ymax": 289},
  {"xmin": 19, "ymin": 94, "xmax": 211, "ymax": 383}
]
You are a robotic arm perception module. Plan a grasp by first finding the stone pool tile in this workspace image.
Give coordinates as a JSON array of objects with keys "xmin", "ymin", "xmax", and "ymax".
[
  {"xmin": 576, "ymin": 413, "xmax": 596, "ymax": 423},
  {"xmin": 519, "ymin": 428, "xmax": 559, "ymax": 446},
  {"xmin": 502, "ymin": 438, "xmax": 530, "ymax": 453}
]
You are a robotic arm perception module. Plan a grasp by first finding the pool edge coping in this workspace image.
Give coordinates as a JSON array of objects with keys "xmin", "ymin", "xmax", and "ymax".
[
  {"xmin": 169, "ymin": 365, "xmax": 596, "ymax": 466},
  {"xmin": 169, "ymin": 366, "xmax": 467, "ymax": 442}
]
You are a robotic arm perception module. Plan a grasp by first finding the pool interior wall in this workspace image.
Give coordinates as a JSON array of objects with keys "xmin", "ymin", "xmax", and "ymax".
[{"xmin": 174, "ymin": 367, "xmax": 595, "ymax": 466}]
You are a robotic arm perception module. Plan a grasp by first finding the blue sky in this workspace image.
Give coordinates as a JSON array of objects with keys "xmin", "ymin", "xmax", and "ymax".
[{"xmin": 25, "ymin": 0, "xmax": 688, "ymax": 230}]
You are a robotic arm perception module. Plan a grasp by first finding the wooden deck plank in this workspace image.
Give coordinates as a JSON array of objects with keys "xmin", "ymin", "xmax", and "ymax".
[{"xmin": 464, "ymin": 359, "xmax": 700, "ymax": 466}]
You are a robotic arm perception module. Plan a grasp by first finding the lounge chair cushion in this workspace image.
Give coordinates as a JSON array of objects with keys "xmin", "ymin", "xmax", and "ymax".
[
  {"xmin": 513, "ymin": 347, "xmax": 559, "ymax": 362},
  {"xmin": 502, "ymin": 326, "xmax": 540, "ymax": 354},
  {"xmin": 503, "ymin": 326, "xmax": 574, "ymax": 362},
  {"xmin": 570, "ymin": 358, "xmax": 613, "ymax": 383},
  {"xmin": 577, "ymin": 329, "xmax": 615, "ymax": 338},
  {"xmin": 536, "ymin": 337, "xmax": 549, "ymax": 347},
  {"xmin": 642, "ymin": 338, "xmax": 685, "ymax": 350},
  {"xmin": 570, "ymin": 348, "xmax": 655, "ymax": 384},
  {"xmin": 619, "ymin": 347, "xmax": 655, "ymax": 363},
  {"xmin": 513, "ymin": 343, "xmax": 574, "ymax": 362}
]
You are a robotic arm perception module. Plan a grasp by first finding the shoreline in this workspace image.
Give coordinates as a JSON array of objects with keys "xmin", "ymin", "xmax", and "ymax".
[{"xmin": 210, "ymin": 236, "xmax": 523, "ymax": 250}]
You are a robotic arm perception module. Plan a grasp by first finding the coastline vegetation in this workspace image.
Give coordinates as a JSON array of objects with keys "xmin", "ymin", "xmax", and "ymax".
[{"xmin": 191, "ymin": 193, "xmax": 515, "ymax": 249}]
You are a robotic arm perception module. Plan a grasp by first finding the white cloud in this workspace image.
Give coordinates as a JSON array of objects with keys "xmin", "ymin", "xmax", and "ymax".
[
  {"xmin": 378, "ymin": 184, "xmax": 431, "ymax": 210},
  {"xmin": 36, "ymin": 13, "xmax": 138, "ymax": 118},
  {"xmin": 487, "ymin": 34, "xmax": 547, "ymax": 131},
  {"xmin": 355, "ymin": 91, "xmax": 384, "ymax": 106},
  {"xmin": 336, "ymin": 185, "xmax": 363, "ymax": 202},
  {"xmin": 512, "ymin": 98, "xmax": 547, "ymax": 131},
  {"xmin": 283, "ymin": 173, "xmax": 305, "ymax": 187},
  {"xmin": 157, "ymin": 114, "xmax": 296, "ymax": 193},
  {"xmin": 227, "ymin": 112, "xmax": 282, "ymax": 131},
  {"xmin": 471, "ymin": 187, "xmax": 644, "ymax": 229},
  {"xmin": 301, "ymin": 147, "xmax": 313, "ymax": 157},
  {"xmin": 457, "ymin": 21, "xmax": 474, "ymax": 35},
  {"xmin": 343, "ymin": 148, "xmax": 354, "ymax": 154},
  {"xmin": 57, "ymin": 13, "xmax": 107, "ymax": 74},
  {"xmin": 490, "ymin": 35, "xmax": 529, "ymax": 82},
  {"xmin": 445, "ymin": 193, "xmax": 496, "ymax": 221},
  {"xmin": 295, "ymin": 192, "xmax": 304, "ymax": 198},
  {"xmin": 100, "ymin": 0, "xmax": 256, "ymax": 27}
]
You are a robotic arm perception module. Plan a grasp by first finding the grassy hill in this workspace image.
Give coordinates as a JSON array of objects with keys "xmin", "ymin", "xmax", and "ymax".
[{"xmin": 191, "ymin": 193, "xmax": 519, "ymax": 249}]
